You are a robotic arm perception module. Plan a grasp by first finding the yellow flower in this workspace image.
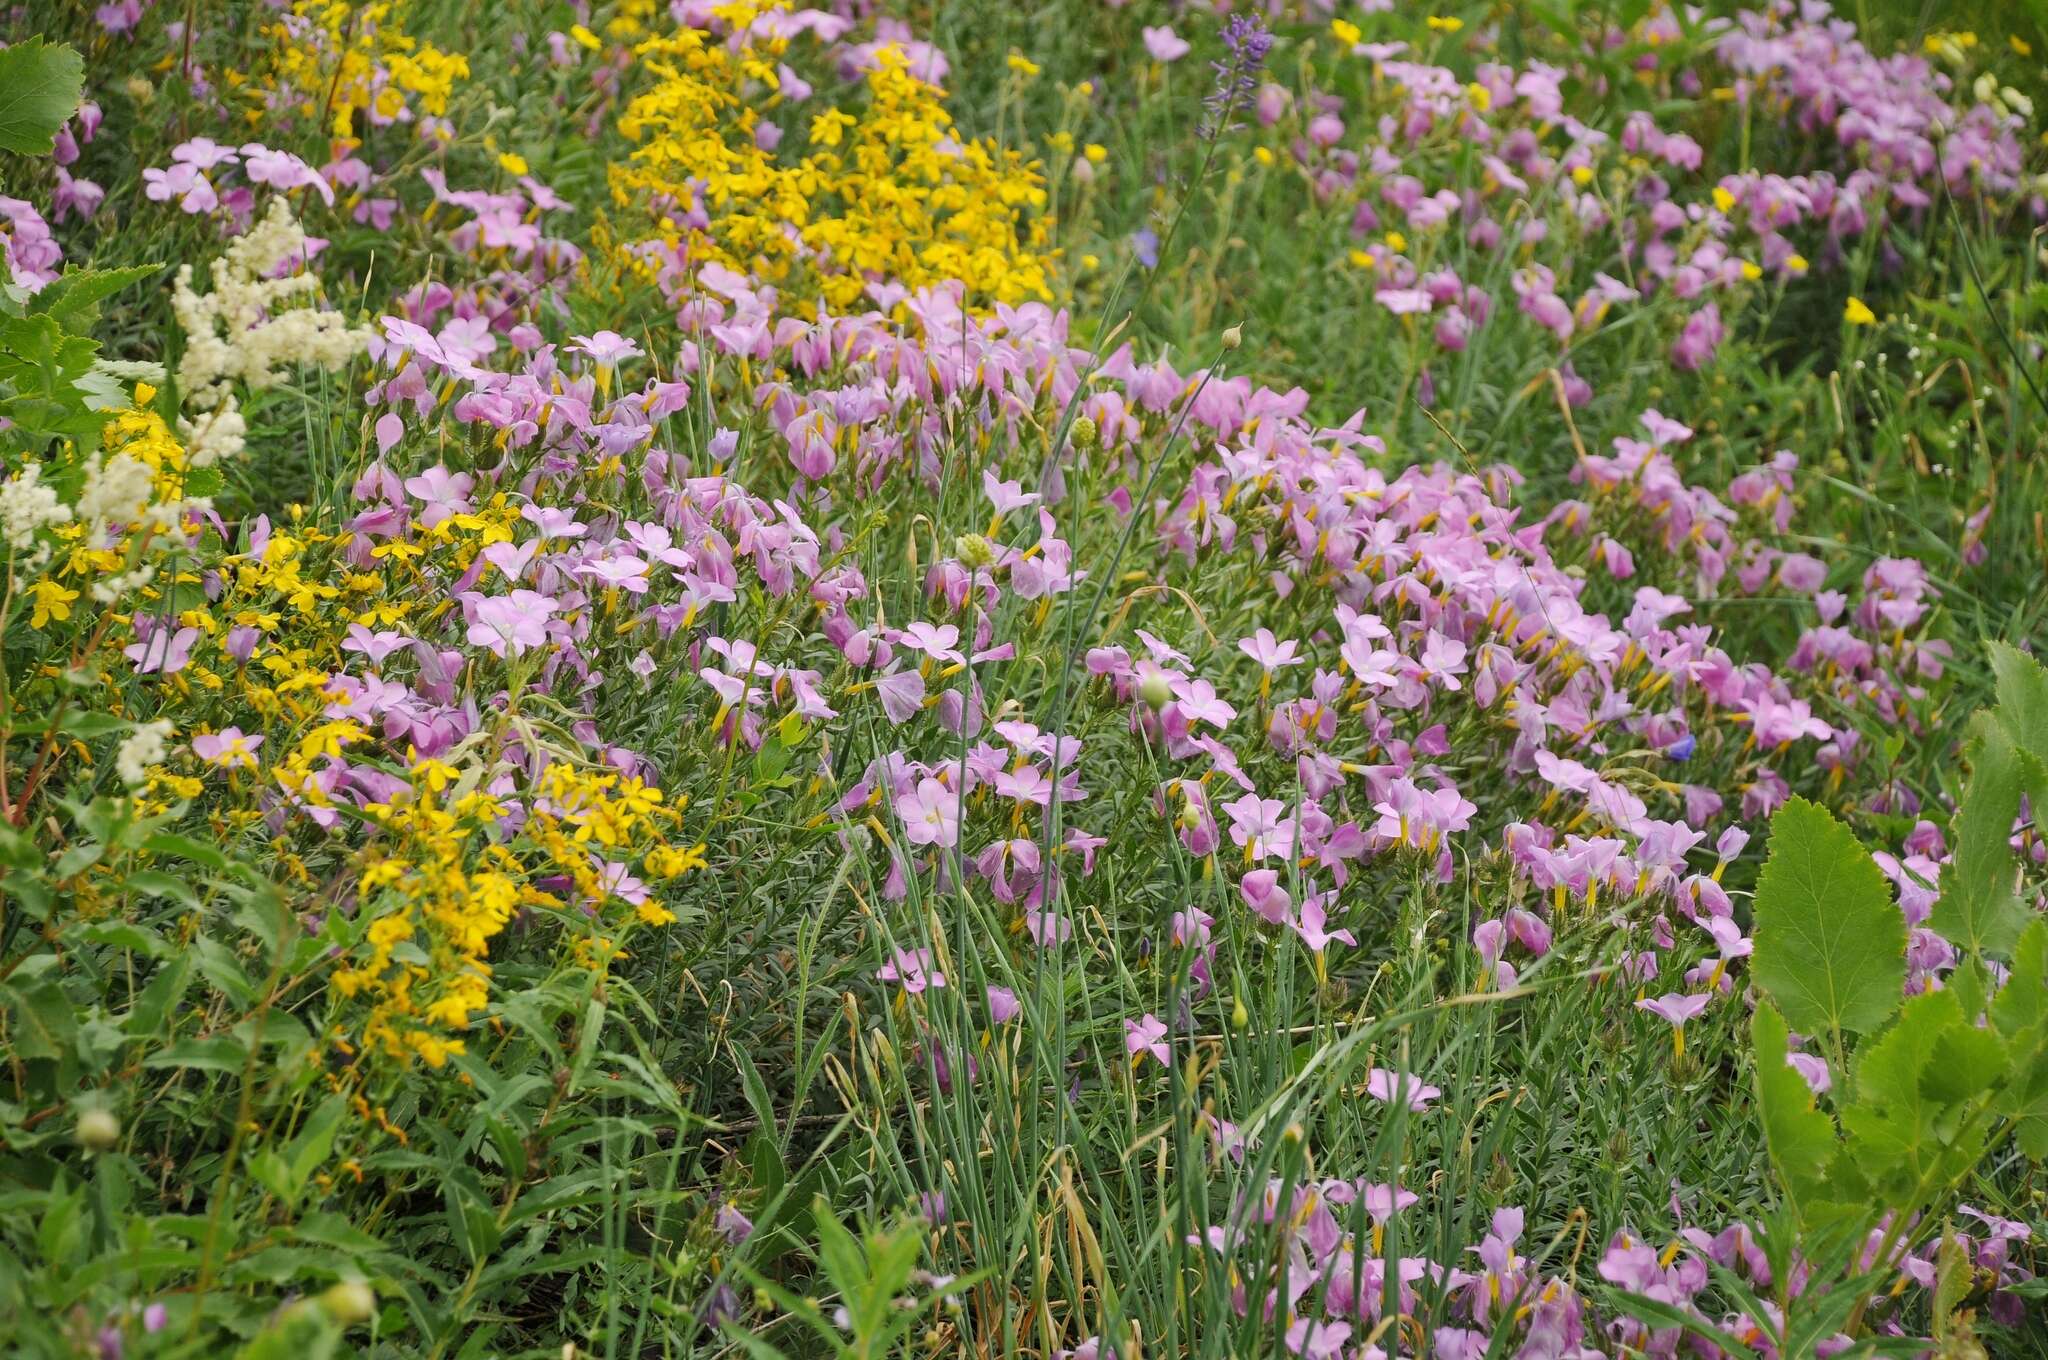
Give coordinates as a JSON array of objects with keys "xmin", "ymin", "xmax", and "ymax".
[
  {"xmin": 1466, "ymin": 82, "xmax": 1492, "ymax": 112},
  {"xmin": 569, "ymin": 23, "xmax": 602, "ymax": 51},
  {"xmin": 497, "ymin": 152, "xmax": 529, "ymax": 176},
  {"xmin": 645, "ymin": 841, "xmax": 708, "ymax": 878},
  {"xmin": 2011, "ymin": 35, "xmax": 2032, "ymax": 57},
  {"xmin": 1426, "ymin": 15, "xmax": 1464, "ymax": 32},
  {"xmin": 808, "ymin": 107, "xmax": 857, "ymax": 147},
  {"xmin": 1384, "ymin": 230, "xmax": 1407, "ymax": 253},
  {"xmin": 1331, "ymin": 18, "xmax": 1362, "ymax": 45},
  {"xmin": 1006, "ymin": 51, "xmax": 1041, "ymax": 78},
  {"xmin": 1711, "ymin": 186, "xmax": 1737, "ymax": 214},
  {"xmin": 1785, "ymin": 253, "xmax": 1810, "ymax": 274},
  {"xmin": 29, "ymin": 580, "xmax": 79, "ymax": 628},
  {"xmin": 1348, "ymin": 249, "xmax": 1377, "ymax": 269},
  {"xmin": 1739, "ymin": 260, "xmax": 1762, "ymax": 281},
  {"xmin": 1570, "ymin": 164, "xmax": 1594, "ymax": 186},
  {"xmin": 1844, "ymin": 296, "xmax": 1878, "ymax": 326},
  {"xmin": 1083, "ymin": 142, "xmax": 1107, "ymax": 164}
]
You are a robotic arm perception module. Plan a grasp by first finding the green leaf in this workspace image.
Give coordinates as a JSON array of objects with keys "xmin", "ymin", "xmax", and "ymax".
[
  {"xmin": 0, "ymin": 974, "xmax": 77, "ymax": 1060},
  {"xmin": 0, "ymin": 38, "xmax": 85, "ymax": 157},
  {"xmin": 27, "ymin": 265, "xmax": 159, "ymax": 333},
  {"xmin": 1992, "ymin": 921, "xmax": 2048, "ymax": 1159},
  {"xmin": 1840, "ymin": 989, "xmax": 1991, "ymax": 1198},
  {"xmin": 1751, "ymin": 1002, "xmax": 1838, "ymax": 1216},
  {"xmin": 125, "ymin": 868, "xmax": 202, "ymax": 910},
  {"xmin": 1930, "ymin": 713, "xmax": 2036, "ymax": 959},
  {"xmin": 141, "ymin": 831, "xmax": 230, "ymax": 871},
  {"xmin": 1752, "ymin": 797, "xmax": 1906, "ymax": 1042},
  {"xmin": 144, "ymin": 1035, "xmax": 248, "ymax": 1074},
  {"xmin": 1987, "ymin": 640, "xmax": 2048, "ymax": 761},
  {"xmin": 0, "ymin": 819, "xmax": 38, "ymax": 870}
]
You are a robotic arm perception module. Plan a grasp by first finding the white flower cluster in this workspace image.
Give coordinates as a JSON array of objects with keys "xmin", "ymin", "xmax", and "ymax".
[
  {"xmin": 172, "ymin": 198, "xmax": 370, "ymax": 432},
  {"xmin": 76, "ymin": 450, "xmax": 154, "ymax": 526},
  {"xmin": 1, "ymin": 461, "xmax": 72, "ymax": 540},
  {"xmin": 178, "ymin": 401, "xmax": 247, "ymax": 468},
  {"xmin": 115, "ymin": 719, "xmax": 174, "ymax": 789}
]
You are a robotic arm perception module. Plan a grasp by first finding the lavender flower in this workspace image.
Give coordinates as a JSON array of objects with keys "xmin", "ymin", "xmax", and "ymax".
[{"xmin": 1201, "ymin": 14, "xmax": 1273, "ymax": 140}]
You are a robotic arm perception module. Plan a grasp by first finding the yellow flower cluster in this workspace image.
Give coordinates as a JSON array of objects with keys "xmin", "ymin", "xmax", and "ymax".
[
  {"xmin": 610, "ymin": 8, "xmax": 1054, "ymax": 310},
  {"xmin": 329, "ymin": 758, "xmax": 700, "ymax": 1070},
  {"xmin": 255, "ymin": 1, "xmax": 470, "ymax": 142}
]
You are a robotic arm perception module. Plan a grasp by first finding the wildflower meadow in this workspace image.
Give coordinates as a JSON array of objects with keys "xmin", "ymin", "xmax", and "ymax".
[{"xmin": 5, "ymin": 0, "xmax": 2048, "ymax": 1355}]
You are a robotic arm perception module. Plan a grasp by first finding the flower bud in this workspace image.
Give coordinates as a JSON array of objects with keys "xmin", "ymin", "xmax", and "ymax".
[
  {"xmin": 1221, "ymin": 324, "xmax": 1243, "ymax": 350},
  {"xmin": 1069, "ymin": 415, "xmax": 1099, "ymax": 451},
  {"xmin": 1137, "ymin": 670, "xmax": 1173, "ymax": 710},
  {"xmin": 75, "ymin": 1108, "xmax": 120, "ymax": 1151},
  {"xmin": 318, "ymin": 1281, "xmax": 377, "ymax": 1326},
  {"xmin": 955, "ymin": 533, "xmax": 996, "ymax": 570},
  {"xmin": 1230, "ymin": 994, "xmax": 1249, "ymax": 1029}
]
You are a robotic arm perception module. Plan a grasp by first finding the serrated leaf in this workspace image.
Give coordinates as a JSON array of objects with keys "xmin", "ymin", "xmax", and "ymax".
[
  {"xmin": 1841, "ymin": 989, "xmax": 1989, "ymax": 1198},
  {"xmin": 0, "ymin": 38, "xmax": 85, "ymax": 157},
  {"xmin": 1751, "ymin": 1002, "xmax": 1839, "ymax": 1219},
  {"xmin": 1987, "ymin": 640, "xmax": 2048, "ymax": 761},
  {"xmin": 28, "ymin": 265, "xmax": 158, "ymax": 332},
  {"xmin": 1752, "ymin": 798, "xmax": 1906, "ymax": 1043},
  {"xmin": 1931, "ymin": 713, "xmax": 2037, "ymax": 959}
]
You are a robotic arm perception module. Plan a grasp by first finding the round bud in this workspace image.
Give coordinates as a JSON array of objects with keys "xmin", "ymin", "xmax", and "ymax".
[
  {"xmin": 1230, "ymin": 995, "xmax": 1249, "ymax": 1029},
  {"xmin": 1221, "ymin": 324, "xmax": 1243, "ymax": 350},
  {"xmin": 75, "ymin": 1108, "xmax": 120, "ymax": 1152},
  {"xmin": 1069, "ymin": 415, "xmax": 1099, "ymax": 451},
  {"xmin": 1137, "ymin": 670, "xmax": 1173, "ymax": 710},
  {"xmin": 318, "ymin": 1281, "xmax": 377, "ymax": 1327},
  {"xmin": 955, "ymin": 533, "xmax": 996, "ymax": 570}
]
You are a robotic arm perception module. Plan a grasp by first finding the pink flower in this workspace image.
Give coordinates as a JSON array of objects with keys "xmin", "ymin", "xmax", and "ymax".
[
  {"xmin": 1636, "ymin": 993, "xmax": 1711, "ymax": 1027},
  {"xmin": 403, "ymin": 465, "xmax": 474, "ymax": 527},
  {"xmin": 466, "ymin": 590, "xmax": 558, "ymax": 657},
  {"xmin": 1365, "ymin": 1067, "xmax": 1440, "ymax": 1111},
  {"xmin": 125, "ymin": 626, "xmax": 199, "ymax": 675},
  {"xmin": 1142, "ymin": 25, "xmax": 1190, "ymax": 62},
  {"xmin": 191, "ymin": 727, "xmax": 263, "ymax": 770},
  {"xmin": 1238, "ymin": 628, "xmax": 1303, "ymax": 672},
  {"xmin": 1125, "ymin": 1013, "xmax": 1170, "ymax": 1066},
  {"xmin": 239, "ymin": 143, "xmax": 335, "ymax": 204},
  {"xmin": 877, "ymin": 947, "xmax": 945, "ymax": 994},
  {"xmin": 1290, "ymin": 895, "xmax": 1357, "ymax": 952},
  {"xmin": 988, "ymin": 986, "xmax": 1021, "ymax": 1024},
  {"xmin": 897, "ymin": 776, "xmax": 960, "ymax": 849},
  {"xmin": 1169, "ymin": 676, "xmax": 1237, "ymax": 729},
  {"xmin": 569, "ymin": 330, "xmax": 643, "ymax": 370}
]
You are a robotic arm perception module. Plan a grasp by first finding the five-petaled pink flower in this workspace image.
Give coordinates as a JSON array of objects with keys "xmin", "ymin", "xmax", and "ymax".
[
  {"xmin": 877, "ymin": 947, "xmax": 945, "ymax": 994},
  {"xmin": 192, "ymin": 727, "xmax": 263, "ymax": 770},
  {"xmin": 1365, "ymin": 1067, "xmax": 1440, "ymax": 1112},
  {"xmin": 897, "ymin": 776, "xmax": 961, "ymax": 849},
  {"xmin": 1125, "ymin": 1013, "xmax": 1170, "ymax": 1067}
]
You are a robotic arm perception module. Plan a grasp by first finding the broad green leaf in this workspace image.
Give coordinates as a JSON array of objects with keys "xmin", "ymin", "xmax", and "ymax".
[
  {"xmin": 1991, "ymin": 919, "xmax": 2048, "ymax": 1039},
  {"xmin": 1751, "ymin": 1002, "xmax": 1838, "ymax": 1217},
  {"xmin": 1992, "ymin": 921, "xmax": 2048, "ymax": 1158},
  {"xmin": 1752, "ymin": 798, "xmax": 1906, "ymax": 1041},
  {"xmin": 1987, "ymin": 640, "xmax": 2048, "ymax": 761},
  {"xmin": 1929, "ymin": 713, "xmax": 2035, "ymax": 958},
  {"xmin": 0, "ymin": 974, "xmax": 77, "ymax": 1060},
  {"xmin": 0, "ymin": 38, "xmax": 85, "ymax": 157},
  {"xmin": 1840, "ymin": 989, "xmax": 1990, "ymax": 1198}
]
